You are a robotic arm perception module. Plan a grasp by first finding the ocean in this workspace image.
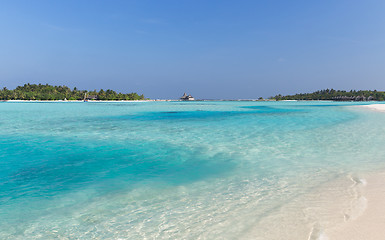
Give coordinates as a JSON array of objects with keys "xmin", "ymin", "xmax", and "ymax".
[{"xmin": 1, "ymin": 101, "xmax": 385, "ymax": 239}]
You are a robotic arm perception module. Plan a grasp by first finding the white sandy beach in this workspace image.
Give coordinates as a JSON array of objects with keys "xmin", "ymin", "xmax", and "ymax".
[
  {"xmin": 324, "ymin": 105, "xmax": 385, "ymax": 239},
  {"xmin": 325, "ymin": 172, "xmax": 385, "ymax": 240},
  {"xmin": 359, "ymin": 104, "xmax": 385, "ymax": 112}
]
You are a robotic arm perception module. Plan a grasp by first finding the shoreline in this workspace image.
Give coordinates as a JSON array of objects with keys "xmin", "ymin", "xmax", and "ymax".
[
  {"xmin": 1, "ymin": 99, "xmax": 166, "ymax": 103},
  {"xmin": 245, "ymin": 169, "xmax": 385, "ymax": 240},
  {"xmin": 323, "ymin": 104, "xmax": 385, "ymax": 239},
  {"xmin": 2, "ymin": 99, "xmax": 385, "ymax": 103},
  {"xmin": 324, "ymin": 171, "xmax": 385, "ymax": 239},
  {"xmin": 246, "ymin": 104, "xmax": 385, "ymax": 240},
  {"xmin": 358, "ymin": 104, "xmax": 385, "ymax": 112},
  {"xmin": 1, "ymin": 100, "xmax": 385, "ymax": 238}
]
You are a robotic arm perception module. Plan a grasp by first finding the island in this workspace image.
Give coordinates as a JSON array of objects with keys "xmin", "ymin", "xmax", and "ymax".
[
  {"xmin": 271, "ymin": 89, "xmax": 385, "ymax": 101},
  {"xmin": 0, "ymin": 84, "xmax": 145, "ymax": 101}
]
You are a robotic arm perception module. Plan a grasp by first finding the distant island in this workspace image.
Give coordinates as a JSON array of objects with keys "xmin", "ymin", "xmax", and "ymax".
[
  {"xmin": 271, "ymin": 89, "xmax": 385, "ymax": 101},
  {"xmin": 0, "ymin": 84, "xmax": 145, "ymax": 101}
]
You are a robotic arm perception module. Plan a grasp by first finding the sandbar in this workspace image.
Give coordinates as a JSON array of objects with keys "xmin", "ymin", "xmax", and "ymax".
[{"xmin": 359, "ymin": 104, "xmax": 385, "ymax": 112}]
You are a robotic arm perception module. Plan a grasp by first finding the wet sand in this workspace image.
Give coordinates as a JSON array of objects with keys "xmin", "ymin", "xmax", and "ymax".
[{"xmin": 325, "ymin": 172, "xmax": 385, "ymax": 240}]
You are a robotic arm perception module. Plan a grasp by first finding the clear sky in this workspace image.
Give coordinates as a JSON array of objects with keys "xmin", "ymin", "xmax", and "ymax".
[{"xmin": 1, "ymin": 0, "xmax": 384, "ymax": 99}]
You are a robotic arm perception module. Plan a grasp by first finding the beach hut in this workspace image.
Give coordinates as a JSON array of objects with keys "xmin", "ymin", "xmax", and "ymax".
[{"xmin": 180, "ymin": 93, "xmax": 195, "ymax": 101}]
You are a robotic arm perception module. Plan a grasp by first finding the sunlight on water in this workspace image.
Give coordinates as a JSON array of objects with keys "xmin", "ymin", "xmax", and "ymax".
[{"xmin": 1, "ymin": 101, "xmax": 385, "ymax": 239}]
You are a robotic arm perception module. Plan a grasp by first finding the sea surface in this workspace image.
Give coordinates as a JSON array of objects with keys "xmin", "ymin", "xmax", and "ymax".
[{"xmin": 1, "ymin": 101, "xmax": 385, "ymax": 239}]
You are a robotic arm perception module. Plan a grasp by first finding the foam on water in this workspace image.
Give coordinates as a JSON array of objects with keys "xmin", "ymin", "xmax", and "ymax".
[{"xmin": 1, "ymin": 101, "xmax": 385, "ymax": 239}]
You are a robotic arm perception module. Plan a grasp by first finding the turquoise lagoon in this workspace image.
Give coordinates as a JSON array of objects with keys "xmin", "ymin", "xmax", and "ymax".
[{"xmin": 1, "ymin": 101, "xmax": 385, "ymax": 239}]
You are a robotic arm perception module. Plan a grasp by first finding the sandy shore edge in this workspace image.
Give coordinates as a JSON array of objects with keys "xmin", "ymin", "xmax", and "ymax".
[
  {"xmin": 324, "ymin": 172, "xmax": 385, "ymax": 240},
  {"xmin": 358, "ymin": 104, "xmax": 385, "ymax": 112},
  {"xmin": 325, "ymin": 104, "xmax": 385, "ymax": 239}
]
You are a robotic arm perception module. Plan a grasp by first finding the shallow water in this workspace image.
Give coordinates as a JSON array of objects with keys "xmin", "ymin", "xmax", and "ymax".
[{"xmin": 1, "ymin": 101, "xmax": 385, "ymax": 239}]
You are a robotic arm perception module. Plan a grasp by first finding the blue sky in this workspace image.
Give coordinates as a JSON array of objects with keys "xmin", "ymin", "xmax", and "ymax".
[{"xmin": 1, "ymin": 0, "xmax": 384, "ymax": 99}]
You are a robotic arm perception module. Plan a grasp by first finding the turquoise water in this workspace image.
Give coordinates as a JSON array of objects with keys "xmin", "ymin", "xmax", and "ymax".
[{"xmin": 1, "ymin": 101, "xmax": 385, "ymax": 239}]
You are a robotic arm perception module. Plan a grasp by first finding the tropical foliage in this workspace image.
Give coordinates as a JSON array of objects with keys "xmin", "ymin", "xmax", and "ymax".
[
  {"xmin": 0, "ymin": 84, "xmax": 145, "ymax": 100},
  {"xmin": 272, "ymin": 89, "xmax": 385, "ymax": 101}
]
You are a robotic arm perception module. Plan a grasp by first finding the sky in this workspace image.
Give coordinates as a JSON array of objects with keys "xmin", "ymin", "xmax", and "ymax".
[{"xmin": 0, "ymin": 0, "xmax": 384, "ymax": 99}]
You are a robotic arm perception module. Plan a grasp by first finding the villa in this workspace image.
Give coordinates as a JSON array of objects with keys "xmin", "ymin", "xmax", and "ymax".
[{"xmin": 180, "ymin": 93, "xmax": 195, "ymax": 101}]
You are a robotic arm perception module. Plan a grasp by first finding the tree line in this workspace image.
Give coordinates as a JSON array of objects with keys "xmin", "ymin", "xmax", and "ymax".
[
  {"xmin": 271, "ymin": 89, "xmax": 385, "ymax": 101},
  {"xmin": 0, "ymin": 83, "xmax": 146, "ymax": 100}
]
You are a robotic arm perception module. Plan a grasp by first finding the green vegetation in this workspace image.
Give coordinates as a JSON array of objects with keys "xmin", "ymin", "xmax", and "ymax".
[
  {"xmin": 0, "ymin": 83, "xmax": 146, "ymax": 100},
  {"xmin": 272, "ymin": 89, "xmax": 385, "ymax": 101}
]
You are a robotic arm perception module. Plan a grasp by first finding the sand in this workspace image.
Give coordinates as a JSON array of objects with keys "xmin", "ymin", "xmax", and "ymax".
[
  {"xmin": 324, "ymin": 104, "xmax": 385, "ymax": 239},
  {"xmin": 325, "ymin": 172, "xmax": 385, "ymax": 240},
  {"xmin": 359, "ymin": 104, "xmax": 385, "ymax": 112}
]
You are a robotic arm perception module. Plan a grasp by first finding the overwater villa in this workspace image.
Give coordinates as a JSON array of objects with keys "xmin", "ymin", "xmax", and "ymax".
[{"xmin": 180, "ymin": 93, "xmax": 195, "ymax": 101}]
